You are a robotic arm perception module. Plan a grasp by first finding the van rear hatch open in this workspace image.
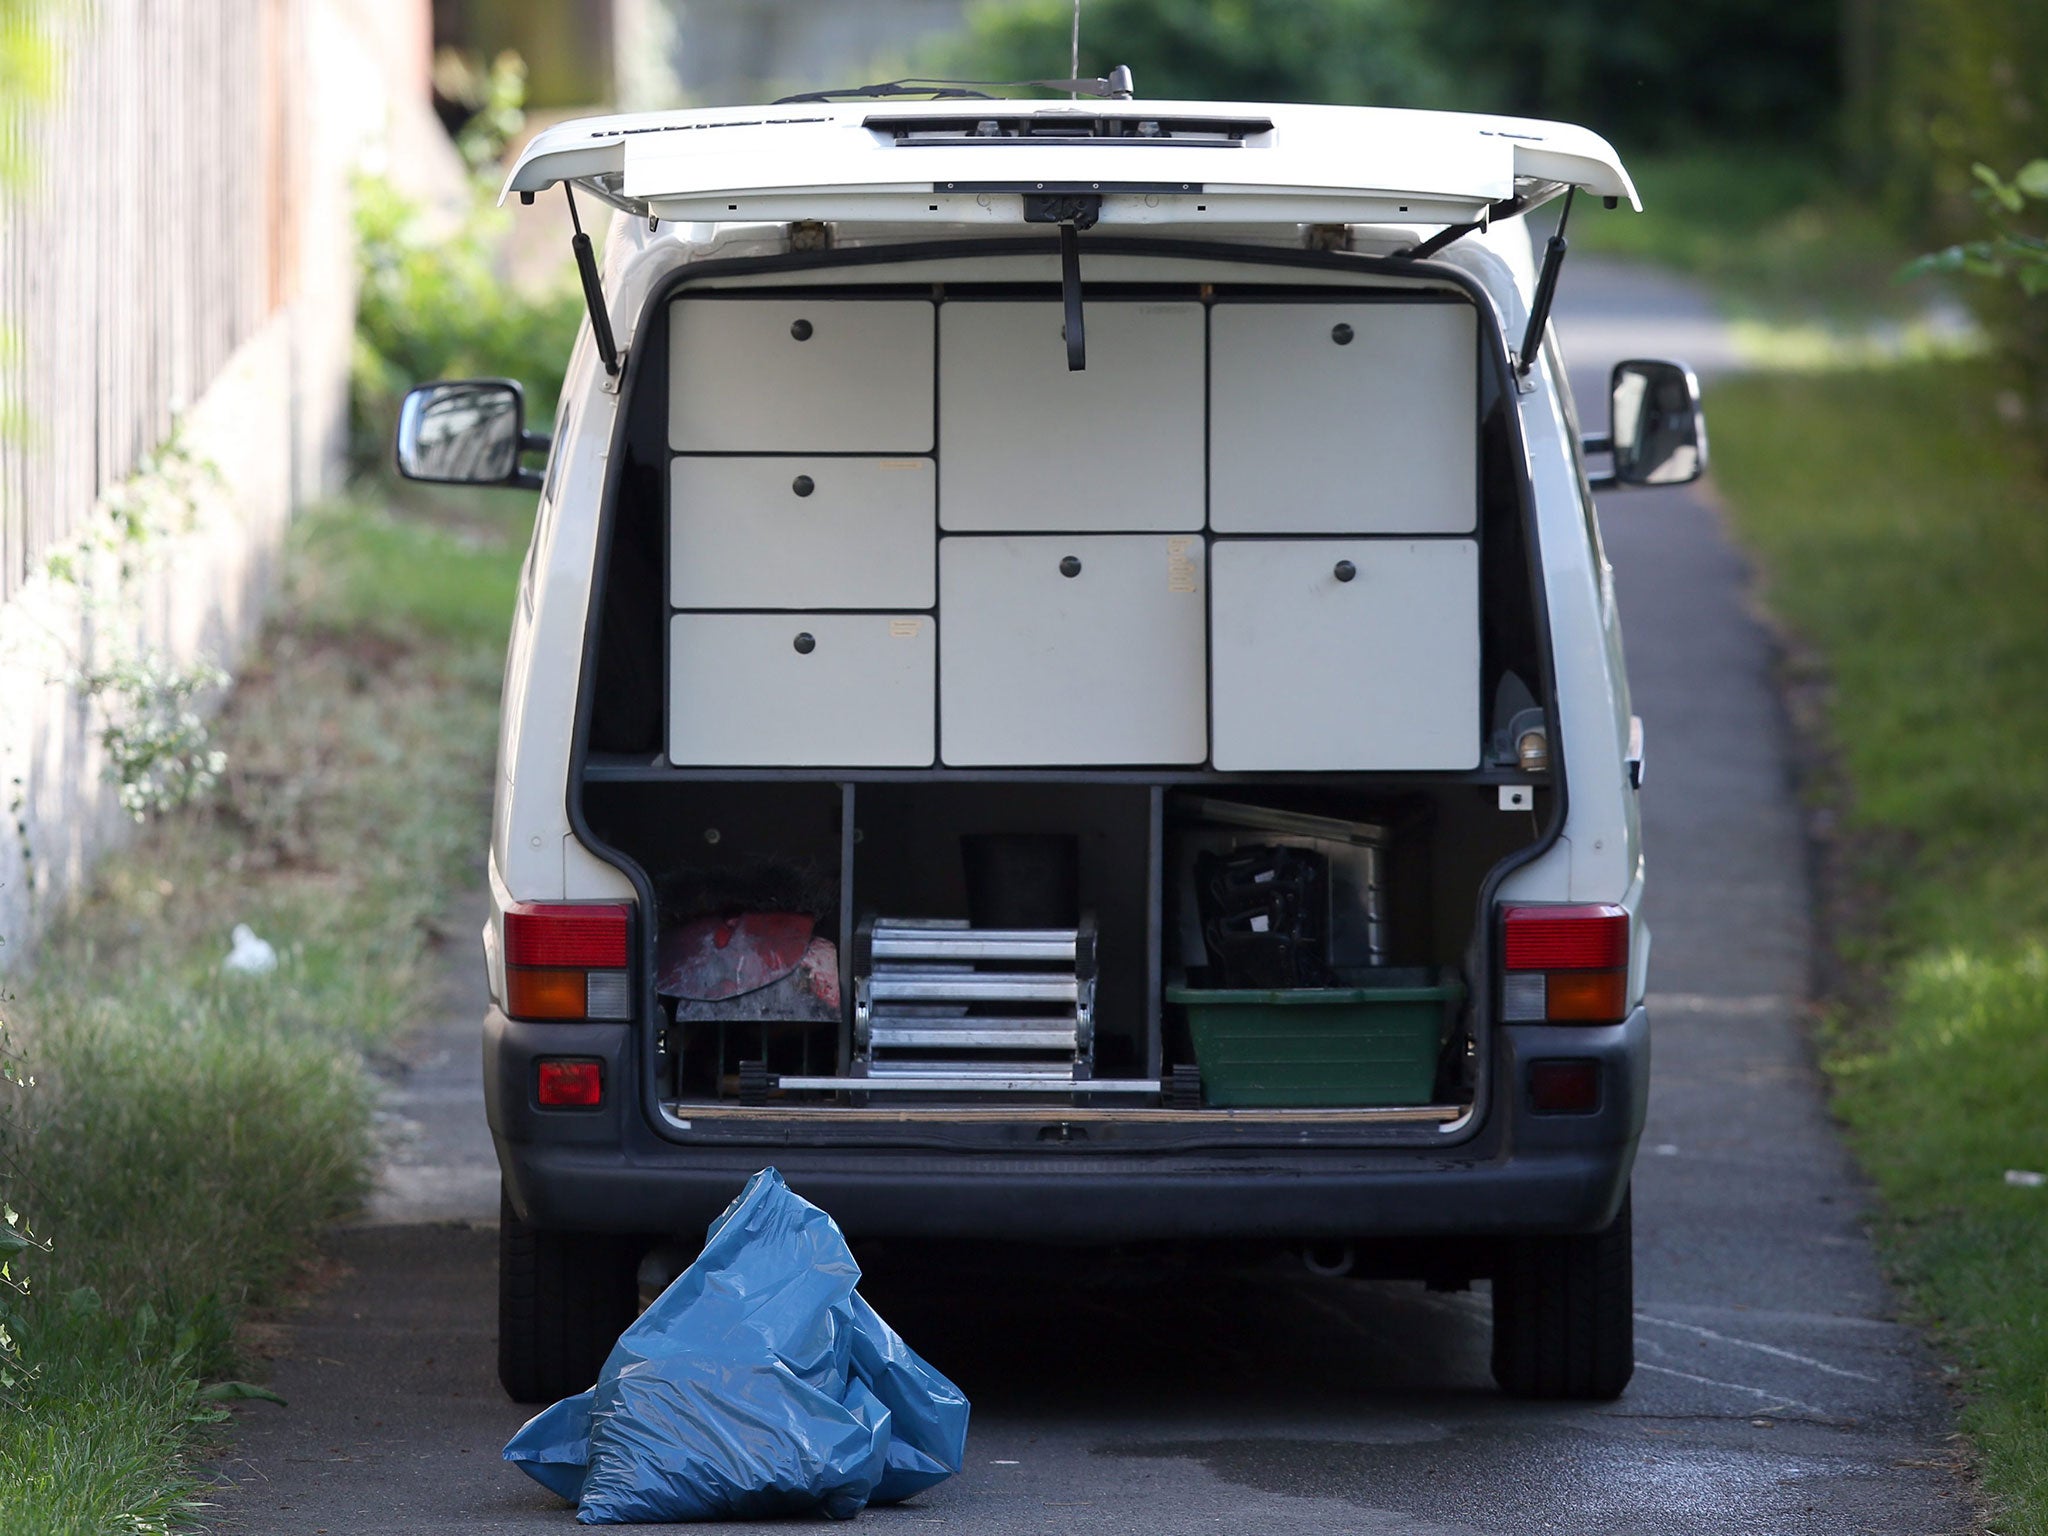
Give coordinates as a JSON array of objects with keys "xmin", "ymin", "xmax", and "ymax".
[{"xmin": 502, "ymin": 99, "xmax": 1638, "ymax": 231}]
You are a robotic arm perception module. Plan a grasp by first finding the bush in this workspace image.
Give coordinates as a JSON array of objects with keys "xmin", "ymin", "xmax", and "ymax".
[
  {"xmin": 351, "ymin": 176, "xmax": 583, "ymax": 472},
  {"xmin": 1855, "ymin": 2, "xmax": 2048, "ymax": 414}
]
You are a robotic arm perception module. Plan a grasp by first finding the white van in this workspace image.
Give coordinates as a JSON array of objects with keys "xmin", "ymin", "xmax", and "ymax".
[{"xmin": 396, "ymin": 79, "xmax": 1703, "ymax": 1409}]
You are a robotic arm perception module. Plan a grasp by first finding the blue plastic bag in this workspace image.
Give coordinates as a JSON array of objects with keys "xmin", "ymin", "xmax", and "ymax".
[{"xmin": 504, "ymin": 1168, "xmax": 970, "ymax": 1523}]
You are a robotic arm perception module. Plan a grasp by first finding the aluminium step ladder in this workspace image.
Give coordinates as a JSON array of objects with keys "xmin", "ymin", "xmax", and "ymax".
[{"xmin": 748, "ymin": 914, "xmax": 1154, "ymax": 1098}]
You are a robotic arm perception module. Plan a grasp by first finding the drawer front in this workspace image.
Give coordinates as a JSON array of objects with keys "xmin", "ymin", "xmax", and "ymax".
[
  {"xmin": 671, "ymin": 456, "xmax": 935, "ymax": 610},
  {"xmin": 1211, "ymin": 539, "xmax": 1479, "ymax": 771},
  {"xmin": 1209, "ymin": 301, "xmax": 1477, "ymax": 535},
  {"xmin": 669, "ymin": 613, "xmax": 935, "ymax": 767},
  {"xmin": 940, "ymin": 535, "xmax": 1206, "ymax": 766},
  {"xmin": 938, "ymin": 301, "xmax": 1206, "ymax": 531},
  {"xmin": 668, "ymin": 299, "xmax": 935, "ymax": 453}
]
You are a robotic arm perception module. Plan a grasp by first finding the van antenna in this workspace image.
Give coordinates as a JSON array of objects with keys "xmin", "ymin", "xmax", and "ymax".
[
  {"xmin": 1070, "ymin": 1, "xmax": 1081, "ymax": 98},
  {"xmin": 564, "ymin": 185, "xmax": 622, "ymax": 378}
]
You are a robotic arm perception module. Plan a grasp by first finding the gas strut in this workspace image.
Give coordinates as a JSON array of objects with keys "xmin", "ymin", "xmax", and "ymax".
[
  {"xmin": 564, "ymin": 185, "xmax": 621, "ymax": 378},
  {"xmin": 1516, "ymin": 186, "xmax": 1575, "ymax": 379}
]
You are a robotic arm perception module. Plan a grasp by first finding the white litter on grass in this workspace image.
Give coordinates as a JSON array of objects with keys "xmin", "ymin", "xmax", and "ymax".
[
  {"xmin": 223, "ymin": 923, "xmax": 277, "ymax": 975},
  {"xmin": 2004, "ymin": 1169, "xmax": 2045, "ymax": 1189}
]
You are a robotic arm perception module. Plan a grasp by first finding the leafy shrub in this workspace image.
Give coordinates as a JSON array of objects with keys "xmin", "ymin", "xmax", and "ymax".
[
  {"xmin": 351, "ymin": 176, "xmax": 583, "ymax": 472},
  {"xmin": 1904, "ymin": 160, "xmax": 2048, "ymax": 298}
]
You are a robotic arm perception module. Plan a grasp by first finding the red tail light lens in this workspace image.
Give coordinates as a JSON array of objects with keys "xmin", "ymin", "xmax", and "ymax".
[
  {"xmin": 536, "ymin": 1058, "xmax": 603, "ymax": 1108},
  {"xmin": 504, "ymin": 902, "xmax": 632, "ymax": 1022},
  {"xmin": 1503, "ymin": 906, "xmax": 1629, "ymax": 970},
  {"xmin": 1501, "ymin": 905, "xmax": 1630, "ymax": 1026},
  {"xmin": 505, "ymin": 904, "xmax": 629, "ymax": 967}
]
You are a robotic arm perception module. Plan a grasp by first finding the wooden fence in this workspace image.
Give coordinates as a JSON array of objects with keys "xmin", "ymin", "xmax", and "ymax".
[{"xmin": 0, "ymin": 0, "xmax": 295, "ymax": 607}]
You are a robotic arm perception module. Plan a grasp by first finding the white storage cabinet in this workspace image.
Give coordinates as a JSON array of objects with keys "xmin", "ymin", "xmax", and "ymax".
[
  {"xmin": 1209, "ymin": 539, "xmax": 1480, "ymax": 771},
  {"xmin": 938, "ymin": 301, "xmax": 1206, "ymax": 532},
  {"xmin": 668, "ymin": 298, "xmax": 935, "ymax": 453},
  {"xmin": 668, "ymin": 613, "xmax": 935, "ymax": 768},
  {"xmin": 939, "ymin": 534, "xmax": 1207, "ymax": 766},
  {"xmin": 670, "ymin": 456, "xmax": 934, "ymax": 610},
  {"xmin": 1209, "ymin": 300, "xmax": 1477, "ymax": 535}
]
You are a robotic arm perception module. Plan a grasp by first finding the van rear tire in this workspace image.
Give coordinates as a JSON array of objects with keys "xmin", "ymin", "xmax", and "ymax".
[
  {"xmin": 1489, "ymin": 1187, "xmax": 1634, "ymax": 1400},
  {"xmin": 498, "ymin": 1184, "xmax": 642, "ymax": 1405}
]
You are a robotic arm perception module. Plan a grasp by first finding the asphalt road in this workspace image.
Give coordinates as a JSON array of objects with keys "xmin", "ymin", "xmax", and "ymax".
[{"xmin": 212, "ymin": 261, "xmax": 1971, "ymax": 1534}]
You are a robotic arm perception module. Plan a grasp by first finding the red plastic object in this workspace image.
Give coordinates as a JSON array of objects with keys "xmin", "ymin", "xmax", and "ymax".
[{"xmin": 657, "ymin": 912, "xmax": 817, "ymax": 1001}]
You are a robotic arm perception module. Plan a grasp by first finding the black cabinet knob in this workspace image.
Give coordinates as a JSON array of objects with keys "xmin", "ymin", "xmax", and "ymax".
[
  {"xmin": 792, "ymin": 474, "xmax": 815, "ymax": 497},
  {"xmin": 789, "ymin": 318, "xmax": 813, "ymax": 341},
  {"xmin": 1331, "ymin": 322, "xmax": 1355, "ymax": 346},
  {"xmin": 792, "ymin": 632, "xmax": 816, "ymax": 654},
  {"xmin": 1059, "ymin": 555, "xmax": 1082, "ymax": 578},
  {"xmin": 1333, "ymin": 559, "xmax": 1356, "ymax": 583}
]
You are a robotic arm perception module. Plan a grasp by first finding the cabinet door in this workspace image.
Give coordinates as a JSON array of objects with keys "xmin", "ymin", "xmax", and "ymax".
[
  {"xmin": 938, "ymin": 301, "xmax": 1205, "ymax": 531},
  {"xmin": 671, "ymin": 456, "xmax": 934, "ymax": 610},
  {"xmin": 669, "ymin": 613, "xmax": 935, "ymax": 767},
  {"xmin": 940, "ymin": 535, "xmax": 1206, "ymax": 766},
  {"xmin": 1210, "ymin": 539, "xmax": 1480, "ymax": 770},
  {"xmin": 668, "ymin": 298, "xmax": 934, "ymax": 452},
  {"xmin": 1209, "ymin": 300, "xmax": 1477, "ymax": 534}
]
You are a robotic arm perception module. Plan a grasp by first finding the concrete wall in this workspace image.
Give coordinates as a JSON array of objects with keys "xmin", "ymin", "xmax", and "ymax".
[{"xmin": 0, "ymin": 0, "xmax": 463, "ymax": 969}]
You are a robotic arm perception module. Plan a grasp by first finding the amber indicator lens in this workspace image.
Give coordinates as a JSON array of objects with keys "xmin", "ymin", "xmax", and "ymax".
[
  {"xmin": 506, "ymin": 967, "xmax": 589, "ymax": 1020},
  {"xmin": 1545, "ymin": 970, "xmax": 1629, "ymax": 1024}
]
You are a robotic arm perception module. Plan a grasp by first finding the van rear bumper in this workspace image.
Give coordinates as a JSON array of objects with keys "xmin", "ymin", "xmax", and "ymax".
[{"xmin": 486, "ymin": 1006, "xmax": 1647, "ymax": 1245}]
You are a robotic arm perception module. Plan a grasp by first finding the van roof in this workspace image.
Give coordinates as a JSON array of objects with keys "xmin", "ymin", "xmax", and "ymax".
[{"xmin": 502, "ymin": 99, "xmax": 1638, "ymax": 231}]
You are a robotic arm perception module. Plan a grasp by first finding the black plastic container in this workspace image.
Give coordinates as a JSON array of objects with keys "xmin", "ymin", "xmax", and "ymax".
[{"xmin": 962, "ymin": 832, "xmax": 1080, "ymax": 930}]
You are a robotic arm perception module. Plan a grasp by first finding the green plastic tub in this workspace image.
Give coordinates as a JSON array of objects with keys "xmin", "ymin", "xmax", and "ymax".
[{"xmin": 1167, "ymin": 968, "xmax": 1465, "ymax": 1108}]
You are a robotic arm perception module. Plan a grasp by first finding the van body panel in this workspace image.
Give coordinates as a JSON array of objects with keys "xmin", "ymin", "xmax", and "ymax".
[
  {"xmin": 489, "ymin": 1003, "xmax": 1647, "ymax": 1240},
  {"xmin": 483, "ymin": 106, "xmax": 1655, "ymax": 1255}
]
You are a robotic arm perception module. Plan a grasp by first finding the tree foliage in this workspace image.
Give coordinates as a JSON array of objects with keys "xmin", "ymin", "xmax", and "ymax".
[
  {"xmin": 941, "ymin": 0, "xmax": 1448, "ymax": 114},
  {"xmin": 940, "ymin": 0, "xmax": 1837, "ymax": 148},
  {"xmin": 1904, "ymin": 160, "xmax": 2048, "ymax": 298},
  {"xmin": 1864, "ymin": 2, "xmax": 2048, "ymax": 403},
  {"xmin": 0, "ymin": 0, "xmax": 58, "ymax": 186}
]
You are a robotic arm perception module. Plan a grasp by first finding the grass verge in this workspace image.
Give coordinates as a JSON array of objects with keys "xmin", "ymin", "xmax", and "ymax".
[
  {"xmin": 1708, "ymin": 357, "xmax": 2048, "ymax": 1529},
  {"xmin": 1569, "ymin": 150, "xmax": 1921, "ymax": 326},
  {"xmin": 0, "ymin": 484, "xmax": 524, "ymax": 1532}
]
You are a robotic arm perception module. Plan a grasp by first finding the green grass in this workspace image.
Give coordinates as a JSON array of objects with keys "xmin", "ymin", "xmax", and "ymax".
[
  {"xmin": 1709, "ymin": 358, "xmax": 2048, "ymax": 1530},
  {"xmin": 1569, "ymin": 150, "xmax": 1921, "ymax": 325},
  {"xmin": 0, "ymin": 484, "xmax": 527, "ymax": 1531}
]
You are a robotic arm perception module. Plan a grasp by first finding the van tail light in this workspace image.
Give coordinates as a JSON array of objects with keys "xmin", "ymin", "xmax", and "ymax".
[
  {"xmin": 504, "ymin": 902, "xmax": 632, "ymax": 1021},
  {"xmin": 1501, "ymin": 905, "xmax": 1629, "ymax": 1025},
  {"xmin": 536, "ymin": 1058, "xmax": 604, "ymax": 1108}
]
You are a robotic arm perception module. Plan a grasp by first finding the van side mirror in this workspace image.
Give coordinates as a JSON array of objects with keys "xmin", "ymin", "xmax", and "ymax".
[
  {"xmin": 1584, "ymin": 359, "xmax": 1707, "ymax": 491},
  {"xmin": 395, "ymin": 379, "xmax": 549, "ymax": 489}
]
